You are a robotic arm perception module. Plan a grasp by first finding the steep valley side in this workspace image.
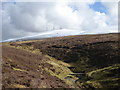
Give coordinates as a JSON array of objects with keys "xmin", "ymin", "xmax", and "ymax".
[{"xmin": 3, "ymin": 33, "xmax": 120, "ymax": 88}]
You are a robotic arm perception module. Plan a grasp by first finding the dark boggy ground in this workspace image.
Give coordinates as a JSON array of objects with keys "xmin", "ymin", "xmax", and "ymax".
[{"xmin": 32, "ymin": 33, "xmax": 120, "ymax": 71}]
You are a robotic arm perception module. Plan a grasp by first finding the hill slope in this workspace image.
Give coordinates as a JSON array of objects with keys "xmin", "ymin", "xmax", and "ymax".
[
  {"xmin": 2, "ymin": 45, "xmax": 79, "ymax": 88},
  {"xmin": 2, "ymin": 33, "xmax": 120, "ymax": 88}
]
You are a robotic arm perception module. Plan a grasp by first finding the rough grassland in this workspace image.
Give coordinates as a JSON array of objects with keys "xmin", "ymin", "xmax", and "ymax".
[
  {"xmin": 2, "ymin": 44, "xmax": 79, "ymax": 88},
  {"xmin": 2, "ymin": 33, "xmax": 120, "ymax": 88}
]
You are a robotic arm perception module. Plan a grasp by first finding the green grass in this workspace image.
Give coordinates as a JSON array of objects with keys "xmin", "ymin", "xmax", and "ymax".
[
  {"xmin": 82, "ymin": 78, "xmax": 120, "ymax": 88},
  {"xmin": 77, "ymin": 64, "xmax": 120, "ymax": 88},
  {"xmin": 12, "ymin": 67, "xmax": 28, "ymax": 72},
  {"xmin": 87, "ymin": 64, "xmax": 120, "ymax": 79}
]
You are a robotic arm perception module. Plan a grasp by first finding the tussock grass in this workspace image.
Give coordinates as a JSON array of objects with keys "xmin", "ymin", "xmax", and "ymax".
[
  {"xmin": 12, "ymin": 67, "xmax": 28, "ymax": 72},
  {"xmin": 10, "ymin": 84, "xmax": 27, "ymax": 88}
]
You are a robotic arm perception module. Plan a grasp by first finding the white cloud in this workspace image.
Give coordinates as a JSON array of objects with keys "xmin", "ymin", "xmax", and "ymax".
[
  {"xmin": 101, "ymin": 2, "xmax": 118, "ymax": 32},
  {"xmin": 1, "ymin": 1, "xmax": 118, "ymax": 41}
]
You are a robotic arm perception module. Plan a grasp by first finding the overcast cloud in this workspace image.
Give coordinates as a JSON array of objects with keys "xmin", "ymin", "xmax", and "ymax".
[{"xmin": 1, "ymin": 1, "xmax": 118, "ymax": 41}]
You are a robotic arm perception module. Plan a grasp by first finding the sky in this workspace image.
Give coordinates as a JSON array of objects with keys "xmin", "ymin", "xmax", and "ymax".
[{"xmin": 1, "ymin": 0, "xmax": 118, "ymax": 41}]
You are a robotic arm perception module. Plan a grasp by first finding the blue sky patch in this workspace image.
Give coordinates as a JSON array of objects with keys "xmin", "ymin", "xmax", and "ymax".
[{"xmin": 89, "ymin": 2, "xmax": 108, "ymax": 14}]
